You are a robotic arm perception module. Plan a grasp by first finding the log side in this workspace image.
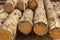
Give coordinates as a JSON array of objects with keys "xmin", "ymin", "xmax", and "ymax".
[
  {"xmin": 44, "ymin": 0, "xmax": 60, "ymax": 39},
  {"xmin": 34, "ymin": 0, "xmax": 48, "ymax": 36},
  {"xmin": 0, "ymin": 9, "xmax": 22, "ymax": 40},
  {"xmin": 18, "ymin": 9, "xmax": 33, "ymax": 35}
]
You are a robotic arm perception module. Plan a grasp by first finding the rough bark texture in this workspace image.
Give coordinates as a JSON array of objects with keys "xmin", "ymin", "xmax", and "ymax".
[
  {"xmin": 33, "ymin": 0, "xmax": 48, "ymax": 36},
  {"xmin": 44, "ymin": 0, "xmax": 60, "ymax": 39},
  {"xmin": 18, "ymin": 9, "xmax": 33, "ymax": 35},
  {"xmin": 0, "ymin": 9, "xmax": 22, "ymax": 40},
  {"xmin": 4, "ymin": 0, "xmax": 19, "ymax": 13},
  {"xmin": 0, "ymin": 7, "xmax": 8, "ymax": 27}
]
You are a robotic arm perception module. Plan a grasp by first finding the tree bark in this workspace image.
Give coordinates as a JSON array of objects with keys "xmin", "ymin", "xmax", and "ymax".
[
  {"xmin": 0, "ymin": 9, "xmax": 22, "ymax": 40},
  {"xmin": 44, "ymin": 0, "xmax": 60, "ymax": 39},
  {"xmin": 33, "ymin": 0, "xmax": 48, "ymax": 36},
  {"xmin": 18, "ymin": 9, "xmax": 33, "ymax": 35},
  {"xmin": 0, "ymin": 8, "xmax": 8, "ymax": 27}
]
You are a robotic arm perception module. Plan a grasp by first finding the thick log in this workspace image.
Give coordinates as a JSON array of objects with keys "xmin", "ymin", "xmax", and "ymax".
[
  {"xmin": 17, "ymin": 0, "xmax": 28, "ymax": 11},
  {"xmin": 4, "ymin": 0, "xmax": 19, "ymax": 13},
  {"xmin": 0, "ymin": 8, "xmax": 8, "ymax": 27},
  {"xmin": 33, "ymin": 0, "xmax": 48, "ymax": 36},
  {"xmin": 0, "ymin": 9, "xmax": 22, "ymax": 40},
  {"xmin": 29, "ymin": 0, "xmax": 38, "ymax": 10},
  {"xmin": 44, "ymin": 0, "xmax": 60, "ymax": 39},
  {"xmin": 18, "ymin": 9, "xmax": 33, "ymax": 35}
]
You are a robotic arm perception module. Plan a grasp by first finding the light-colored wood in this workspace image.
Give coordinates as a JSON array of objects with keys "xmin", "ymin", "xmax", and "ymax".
[
  {"xmin": 0, "ymin": 7, "xmax": 8, "ymax": 27},
  {"xmin": 0, "ymin": 9, "xmax": 22, "ymax": 40},
  {"xmin": 29, "ymin": 0, "xmax": 38, "ymax": 10},
  {"xmin": 44, "ymin": 0, "xmax": 60, "ymax": 39},
  {"xmin": 34, "ymin": 0, "xmax": 48, "ymax": 36},
  {"xmin": 4, "ymin": 0, "xmax": 19, "ymax": 13},
  {"xmin": 18, "ymin": 9, "xmax": 33, "ymax": 35},
  {"xmin": 17, "ymin": 0, "xmax": 28, "ymax": 11}
]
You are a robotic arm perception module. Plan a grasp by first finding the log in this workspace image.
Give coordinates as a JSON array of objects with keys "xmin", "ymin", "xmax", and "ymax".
[
  {"xmin": 17, "ymin": 0, "xmax": 28, "ymax": 11},
  {"xmin": 4, "ymin": 0, "xmax": 19, "ymax": 13},
  {"xmin": 33, "ymin": 0, "xmax": 48, "ymax": 36},
  {"xmin": 0, "ymin": 9, "xmax": 22, "ymax": 40},
  {"xmin": 52, "ymin": 2, "xmax": 60, "ymax": 19},
  {"xmin": 44, "ymin": 0, "xmax": 60, "ymax": 39},
  {"xmin": 18, "ymin": 9, "xmax": 33, "ymax": 35},
  {"xmin": 0, "ymin": 8, "xmax": 8, "ymax": 27},
  {"xmin": 29, "ymin": 0, "xmax": 38, "ymax": 10},
  {"xmin": 53, "ymin": 39, "xmax": 60, "ymax": 40}
]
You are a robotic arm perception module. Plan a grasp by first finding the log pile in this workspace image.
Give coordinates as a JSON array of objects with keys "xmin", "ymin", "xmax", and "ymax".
[{"xmin": 0, "ymin": 0, "xmax": 60, "ymax": 40}]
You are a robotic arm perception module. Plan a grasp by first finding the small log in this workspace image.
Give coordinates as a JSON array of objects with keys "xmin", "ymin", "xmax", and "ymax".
[
  {"xmin": 0, "ymin": 9, "xmax": 22, "ymax": 40},
  {"xmin": 33, "ymin": 0, "xmax": 48, "ymax": 36},
  {"xmin": 44, "ymin": 0, "xmax": 60, "ymax": 39},
  {"xmin": 29, "ymin": 0, "xmax": 38, "ymax": 10},
  {"xmin": 17, "ymin": 0, "xmax": 28, "ymax": 11},
  {"xmin": 0, "ymin": 8, "xmax": 8, "ymax": 27},
  {"xmin": 4, "ymin": 0, "xmax": 19, "ymax": 13},
  {"xmin": 18, "ymin": 9, "xmax": 33, "ymax": 35}
]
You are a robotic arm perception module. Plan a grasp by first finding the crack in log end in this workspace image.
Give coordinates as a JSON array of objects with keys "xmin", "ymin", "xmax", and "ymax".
[
  {"xmin": 34, "ymin": 22, "xmax": 48, "ymax": 36},
  {"xmin": 18, "ymin": 21, "xmax": 32, "ymax": 35},
  {"xmin": 49, "ymin": 28, "xmax": 60, "ymax": 39},
  {"xmin": 0, "ymin": 29, "xmax": 13, "ymax": 40},
  {"xmin": 4, "ymin": 3, "xmax": 14, "ymax": 13}
]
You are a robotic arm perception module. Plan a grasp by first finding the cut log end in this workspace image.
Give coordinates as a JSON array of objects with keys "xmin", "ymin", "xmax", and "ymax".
[
  {"xmin": 49, "ymin": 28, "xmax": 60, "ymax": 39},
  {"xmin": 4, "ymin": 3, "xmax": 14, "ymax": 13},
  {"xmin": 18, "ymin": 21, "xmax": 32, "ymax": 35},
  {"xmin": 0, "ymin": 29, "xmax": 13, "ymax": 40},
  {"xmin": 34, "ymin": 23, "xmax": 48, "ymax": 36},
  {"xmin": 29, "ymin": 0, "xmax": 38, "ymax": 10},
  {"xmin": 17, "ymin": 1, "xmax": 27, "ymax": 11}
]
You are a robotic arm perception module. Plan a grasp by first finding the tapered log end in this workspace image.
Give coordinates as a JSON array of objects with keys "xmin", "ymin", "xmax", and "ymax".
[
  {"xmin": 18, "ymin": 21, "xmax": 32, "ymax": 35},
  {"xmin": 0, "ymin": 29, "xmax": 13, "ymax": 40},
  {"xmin": 34, "ymin": 23, "xmax": 48, "ymax": 36},
  {"xmin": 29, "ymin": 0, "xmax": 38, "ymax": 10},
  {"xmin": 17, "ymin": 1, "xmax": 27, "ymax": 11},
  {"xmin": 4, "ymin": 3, "xmax": 14, "ymax": 13},
  {"xmin": 49, "ymin": 28, "xmax": 60, "ymax": 39}
]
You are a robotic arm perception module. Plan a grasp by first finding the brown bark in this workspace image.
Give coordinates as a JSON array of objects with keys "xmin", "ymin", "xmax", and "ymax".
[
  {"xmin": 0, "ymin": 9, "xmax": 22, "ymax": 40},
  {"xmin": 17, "ymin": 0, "xmax": 28, "ymax": 11},
  {"xmin": 4, "ymin": 0, "xmax": 19, "ymax": 13},
  {"xmin": 18, "ymin": 9, "xmax": 33, "ymax": 35},
  {"xmin": 34, "ymin": 0, "xmax": 48, "ymax": 36},
  {"xmin": 44, "ymin": 0, "xmax": 60, "ymax": 39},
  {"xmin": 29, "ymin": 0, "xmax": 38, "ymax": 10}
]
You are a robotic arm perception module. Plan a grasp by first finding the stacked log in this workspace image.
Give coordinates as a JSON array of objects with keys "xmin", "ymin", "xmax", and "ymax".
[
  {"xmin": 44, "ymin": 0, "xmax": 60, "ymax": 39},
  {"xmin": 4, "ymin": 0, "xmax": 19, "ymax": 13},
  {"xmin": 52, "ymin": 2, "xmax": 60, "ymax": 19},
  {"xmin": 17, "ymin": 0, "xmax": 28, "ymax": 11},
  {"xmin": 0, "ymin": 9, "xmax": 22, "ymax": 40},
  {"xmin": 29, "ymin": 0, "xmax": 38, "ymax": 10},
  {"xmin": 0, "ymin": 7, "xmax": 8, "ymax": 27},
  {"xmin": 33, "ymin": 0, "xmax": 48, "ymax": 36},
  {"xmin": 18, "ymin": 9, "xmax": 33, "ymax": 35}
]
